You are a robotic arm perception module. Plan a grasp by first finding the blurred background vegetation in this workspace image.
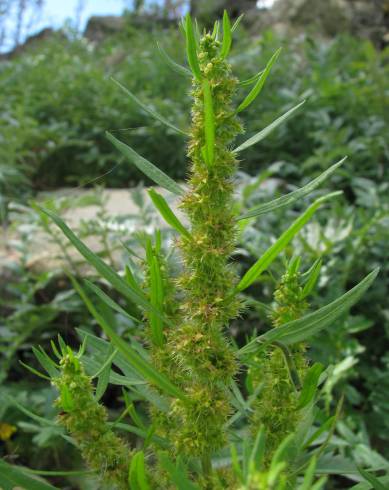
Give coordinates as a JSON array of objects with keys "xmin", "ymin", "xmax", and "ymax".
[{"xmin": 0, "ymin": 0, "xmax": 388, "ymax": 488}]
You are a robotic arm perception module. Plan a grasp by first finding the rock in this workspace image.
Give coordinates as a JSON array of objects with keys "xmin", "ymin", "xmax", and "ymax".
[
  {"xmin": 83, "ymin": 16, "xmax": 125, "ymax": 43},
  {"xmin": 262, "ymin": 0, "xmax": 389, "ymax": 46}
]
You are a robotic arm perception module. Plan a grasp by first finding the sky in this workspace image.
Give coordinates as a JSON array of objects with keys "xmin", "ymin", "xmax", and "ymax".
[
  {"xmin": 36, "ymin": 0, "xmax": 276, "ymax": 33},
  {"xmin": 2, "ymin": 0, "xmax": 276, "ymax": 51},
  {"xmin": 37, "ymin": 0, "xmax": 126, "ymax": 32}
]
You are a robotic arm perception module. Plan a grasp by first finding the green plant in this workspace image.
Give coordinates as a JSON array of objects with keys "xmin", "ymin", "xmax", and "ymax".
[{"xmin": 1, "ymin": 12, "xmax": 383, "ymax": 490}]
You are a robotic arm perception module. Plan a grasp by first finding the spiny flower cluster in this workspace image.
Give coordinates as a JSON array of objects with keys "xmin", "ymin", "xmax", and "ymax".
[
  {"xmin": 53, "ymin": 350, "xmax": 131, "ymax": 489},
  {"xmin": 169, "ymin": 33, "xmax": 243, "ymax": 457},
  {"xmin": 251, "ymin": 262, "xmax": 309, "ymax": 460}
]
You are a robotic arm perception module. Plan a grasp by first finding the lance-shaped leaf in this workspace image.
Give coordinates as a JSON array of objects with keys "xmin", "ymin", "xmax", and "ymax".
[
  {"xmin": 221, "ymin": 10, "xmax": 232, "ymax": 59},
  {"xmin": 36, "ymin": 206, "xmax": 159, "ymax": 317},
  {"xmin": 156, "ymin": 41, "xmax": 191, "ymax": 77},
  {"xmin": 234, "ymin": 100, "xmax": 305, "ymax": 153},
  {"xmin": 158, "ymin": 453, "xmax": 199, "ymax": 490},
  {"xmin": 239, "ymin": 268, "xmax": 378, "ymax": 355},
  {"xmin": 185, "ymin": 14, "xmax": 201, "ymax": 80},
  {"xmin": 296, "ymin": 363, "xmax": 324, "ymax": 410},
  {"xmin": 85, "ymin": 279, "xmax": 142, "ymax": 324},
  {"xmin": 231, "ymin": 14, "xmax": 244, "ymax": 33},
  {"xmin": 236, "ymin": 192, "xmax": 342, "ymax": 292},
  {"xmin": 106, "ymin": 132, "xmax": 184, "ymax": 195},
  {"xmin": 71, "ymin": 276, "xmax": 186, "ymax": 400},
  {"xmin": 302, "ymin": 259, "xmax": 322, "ymax": 298},
  {"xmin": 0, "ymin": 460, "xmax": 59, "ymax": 490},
  {"xmin": 212, "ymin": 20, "xmax": 220, "ymax": 40},
  {"xmin": 111, "ymin": 78, "xmax": 187, "ymax": 136},
  {"xmin": 238, "ymin": 157, "xmax": 347, "ymax": 220},
  {"xmin": 129, "ymin": 451, "xmax": 150, "ymax": 490},
  {"xmin": 203, "ymin": 79, "xmax": 215, "ymax": 166},
  {"xmin": 148, "ymin": 188, "xmax": 191, "ymax": 239},
  {"xmin": 145, "ymin": 239, "xmax": 164, "ymax": 347},
  {"xmin": 237, "ymin": 48, "xmax": 282, "ymax": 113},
  {"xmin": 239, "ymin": 69, "xmax": 264, "ymax": 87},
  {"xmin": 358, "ymin": 467, "xmax": 388, "ymax": 490}
]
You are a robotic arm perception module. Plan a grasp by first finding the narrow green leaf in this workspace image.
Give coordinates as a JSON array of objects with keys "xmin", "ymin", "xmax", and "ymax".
[
  {"xmin": 239, "ymin": 69, "xmax": 264, "ymax": 87},
  {"xmin": 84, "ymin": 280, "xmax": 142, "ymax": 324},
  {"xmin": 111, "ymin": 78, "xmax": 187, "ymax": 136},
  {"xmin": 148, "ymin": 248, "xmax": 165, "ymax": 347},
  {"xmin": 0, "ymin": 460, "xmax": 59, "ymax": 490},
  {"xmin": 129, "ymin": 453, "xmax": 141, "ymax": 490},
  {"xmin": 158, "ymin": 453, "xmax": 199, "ymax": 490},
  {"xmin": 185, "ymin": 14, "xmax": 201, "ymax": 80},
  {"xmin": 230, "ymin": 444, "xmax": 244, "ymax": 484},
  {"xmin": 358, "ymin": 468, "xmax": 388, "ymax": 490},
  {"xmin": 239, "ymin": 268, "xmax": 379, "ymax": 355},
  {"xmin": 203, "ymin": 79, "xmax": 215, "ymax": 166},
  {"xmin": 302, "ymin": 259, "xmax": 322, "ymax": 298},
  {"xmin": 221, "ymin": 10, "xmax": 232, "ymax": 59},
  {"xmin": 148, "ymin": 188, "xmax": 191, "ymax": 238},
  {"xmin": 310, "ymin": 477, "xmax": 328, "ymax": 490},
  {"xmin": 231, "ymin": 14, "xmax": 244, "ymax": 32},
  {"xmin": 296, "ymin": 363, "xmax": 324, "ymax": 410},
  {"xmin": 92, "ymin": 346, "xmax": 118, "ymax": 379},
  {"xmin": 19, "ymin": 361, "xmax": 51, "ymax": 381},
  {"xmin": 298, "ymin": 457, "xmax": 317, "ymax": 490},
  {"xmin": 156, "ymin": 41, "xmax": 191, "ymax": 77},
  {"xmin": 212, "ymin": 20, "xmax": 220, "ymax": 40},
  {"xmin": 71, "ymin": 276, "xmax": 186, "ymax": 400},
  {"xmin": 129, "ymin": 452, "xmax": 150, "ymax": 490},
  {"xmin": 36, "ymin": 205, "xmax": 158, "ymax": 316},
  {"xmin": 106, "ymin": 132, "xmax": 184, "ymax": 195},
  {"xmin": 237, "ymin": 48, "xmax": 282, "ymax": 113},
  {"xmin": 95, "ymin": 345, "xmax": 115, "ymax": 401},
  {"xmin": 249, "ymin": 427, "xmax": 266, "ymax": 473},
  {"xmin": 125, "ymin": 265, "xmax": 143, "ymax": 293},
  {"xmin": 32, "ymin": 346, "xmax": 59, "ymax": 378},
  {"xmin": 238, "ymin": 157, "xmax": 347, "ymax": 220},
  {"xmin": 234, "ymin": 100, "xmax": 305, "ymax": 153},
  {"xmin": 236, "ymin": 192, "xmax": 342, "ymax": 292}
]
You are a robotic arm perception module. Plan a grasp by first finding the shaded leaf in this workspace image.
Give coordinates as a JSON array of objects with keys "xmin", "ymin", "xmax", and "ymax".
[
  {"xmin": 148, "ymin": 188, "xmax": 191, "ymax": 238},
  {"xmin": 237, "ymin": 48, "xmax": 281, "ymax": 113},
  {"xmin": 236, "ymin": 192, "xmax": 342, "ymax": 292},
  {"xmin": 297, "ymin": 363, "xmax": 324, "ymax": 410},
  {"xmin": 111, "ymin": 78, "xmax": 187, "ymax": 136},
  {"xmin": 106, "ymin": 132, "xmax": 184, "ymax": 195},
  {"xmin": 71, "ymin": 276, "xmax": 186, "ymax": 400},
  {"xmin": 156, "ymin": 41, "xmax": 191, "ymax": 77}
]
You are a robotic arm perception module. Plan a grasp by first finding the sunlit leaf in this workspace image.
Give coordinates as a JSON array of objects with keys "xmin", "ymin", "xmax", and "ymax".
[
  {"xmin": 148, "ymin": 188, "xmax": 191, "ymax": 238},
  {"xmin": 185, "ymin": 14, "xmax": 201, "ymax": 80},
  {"xmin": 236, "ymin": 192, "xmax": 342, "ymax": 291},
  {"xmin": 221, "ymin": 10, "xmax": 232, "ymax": 59},
  {"xmin": 237, "ymin": 48, "xmax": 282, "ymax": 113},
  {"xmin": 203, "ymin": 79, "xmax": 215, "ymax": 166},
  {"xmin": 239, "ymin": 268, "xmax": 379, "ymax": 355}
]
